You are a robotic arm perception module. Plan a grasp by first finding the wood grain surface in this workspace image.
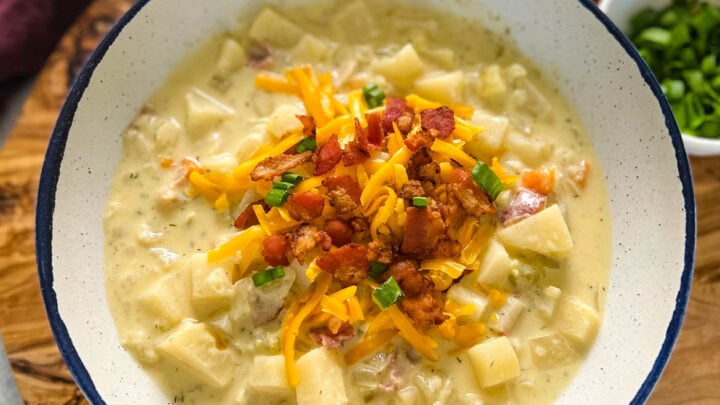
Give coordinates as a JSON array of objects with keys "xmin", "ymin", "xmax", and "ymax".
[{"xmin": 0, "ymin": 0, "xmax": 718, "ymax": 403}]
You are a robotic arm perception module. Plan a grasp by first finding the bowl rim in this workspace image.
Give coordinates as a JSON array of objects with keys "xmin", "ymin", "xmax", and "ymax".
[
  {"xmin": 579, "ymin": 2, "xmax": 695, "ymax": 402},
  {"xmin": 35, "ymin": 0, "xmax": 696, "ymax": 403}
]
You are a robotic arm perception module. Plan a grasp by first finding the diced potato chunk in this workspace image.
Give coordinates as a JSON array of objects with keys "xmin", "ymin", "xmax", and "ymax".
[
  {"xmin": 249, "ymin": 8, "xmax": 303, "ymax": 48},
  {"xmin": 479, "ymin": 64, "xmax": 507, "ymax": 100},
  {"xmin": 247, "ymin": 355, "xmax": 291, "ymax": 394},
  {"xmin": 202, "ymin": 152, "xmax": 239, "ymax": 173},
  {"xmin": 185, "ymin": 89, "xmax": 233, "ymax": 130},
  {"xmin": 292, "ymin": 34, "xmax": 331, "ymax": 64},
  {"xmin": 190, "ymin": 254, "xmax": 234, "ymax": 314},
  {"xmin": 528, "ymin": 333, "xmax": 577, "ymax": 369},
  {"xmin": 371, "ymin": 44, "xmax": 424, "ymax": 88},
  {"xmin": 446, "ymin": 285, "xmax": 489, "ymax": 322},
  {"xmin": 138, "ymin": 272, "xmax": 192, "ymax": 328},
  {"xmin": 154, "ymin": 119, "xmax": 183, "ymax": 151},
  {"xmin": 296, "ymin": 348, "xmax": 348, "ymax": 405},
  {"xmin": 497, "ymin": 205, "xmax": 574, "ymax": 257},
  {"xmin": 554, "ymin": 297, "xmax": 599, "ymax": 344},
  {"xmin": 330, "ymin": 1, "xmax": 376, "ymax": 41},
  {"xmin": 474, "ymin": 237, "xmax": 513, "ymax": 287},
  {"xmin": 422, "ymin": 48, "xmax": 455, "ymax": 70},
  {"xmin": 464, "ymin": 112, "xmax": 509, "ymax": 156},
  {"xmin": 538, "ymin": 285, "xmax": 562, "ymax": 318},
  {"xmin": 505, "ymin": 131, "xmax": 553, "ymax": 167},
  {"xmin": 217, "ymin": 38, "xmax": 246, "ymax": 75},
  {"xmin": 414, "ymin": 71, "xmax": 465, "ymax": 104},
  {"xmin": 266, "ymin": 105, "xmax": 304, "ymax": 139},
  {"xmin": 468, "ymin": 336, "xmax": 520, "ymax": 387},
  {"xmin": 488, "ymin": 296, "xmax": 526, "ymax": 333},
  {"xmin": 157, "ymin": 320, "xmax": 234, "ymax": 388}
]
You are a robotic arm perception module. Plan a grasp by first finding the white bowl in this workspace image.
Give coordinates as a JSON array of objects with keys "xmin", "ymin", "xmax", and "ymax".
[
  {"xmin": 599, "ymin": 0, "xmax": 720, "ymax": 156},
  {"xmin": 36, "ymin": 0, "xmax": 695, "ymax": 403}
]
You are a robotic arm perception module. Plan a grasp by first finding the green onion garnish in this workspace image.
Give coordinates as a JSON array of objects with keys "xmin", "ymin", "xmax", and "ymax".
[
  {"xmin": 629, "ymin": 0, "xmax": 720, "ymax": 138},
  {"xmin": 281, "ymin": 172, "xmax": 304, "ymax": 185},
  {"xmin": 295, "ymin": 137, "xmax": 317, "ymax": 153},
  {"xmin": 362, "ymin": 83, "xmax": 386, "ymax": 108},
  {"xmin": 252, "ymin": 266, "xmax": 285, "ymax": 287},
  {"xmin": 369, "ymin": 261, "xmax": 388, "ymax": 278},
  {"xmin": 372, "ymin": 277, "xmax": 404, "ymax": 309},
  {"xmin": 265, "ymin": 188, "xmax": 290, "ymax": 207},
  {"xmin": 272, "ymin": 181, "xmax": 296, "ymax": 190},
  {"xmin": 412, "ymin": 196, "xmax": 428, "ymax": 207},
  {"xmin": 470, "ymin": 161, "xmax": 503, "ymax": 200}
]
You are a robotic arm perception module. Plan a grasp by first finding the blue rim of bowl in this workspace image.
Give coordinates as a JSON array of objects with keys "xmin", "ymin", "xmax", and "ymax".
[
  {"xmin": 578, "ymin": 1, "xmax": 696, "ymax": 403},
  {"xmin": 35, "ymin": 0, "xmax": 696, "ymax": 404},
  {"xmin": 35, "ymin": 0, "xmax": 152, "ymax": 403}
]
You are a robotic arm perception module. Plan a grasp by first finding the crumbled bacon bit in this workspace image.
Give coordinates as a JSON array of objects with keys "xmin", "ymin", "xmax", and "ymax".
[
  {"xmin": 382, "ymin": 97, "xmax": 414, "ymax": 134},
  {"xmin": 500, "ymin": 188, "xmax": 547, "ymax": 225},
  {"xmin": 448, "ymin": 169, "xmax": 496, "ymax": 217},
  {"xmin": 433, "ymin": 239, "xmax": 462, "ymax": 258},
  {"xmin": 349, "ymin": 217, "xmax": 370, "ymax": 233},
  {"xmin": 403, "ymin": 134, "xmax": 433, "ymax": 151},
  {"xmin": 290, "ymin": 224, "xmax": 331, "ymax": 264},
  {"xmin": 310, "ymin": 324, "xmax": 355, "ymax": 349},
  {"xmin": 388, "ymin": 260, "xmax": 447, "ymax": 329},
  {"xmin": 325, "ymin": 219, "xmax": 354, "ymax": 247},
  {"xmin": 314, "ymin": 134, "xmax": 343, "ymax": 175},
  {"xmin": 343, "ymin": 118, "xmax": 370, "ymax": 166},
  {"xmin": 297, "ymin": 115, "xmax": 316, "ymax": 136},
  {"xmin": 286, "ymin": 192, "xmax": 325, "ymax": 221},
  {"xmin": 420, "ymin": 107, "xmax": 455, "ymax": 138},
  {"xmin": 322, "ymin": 175, "xmax": 362, "ymax": 214},
  {"xmin": 398, "ymin": 180, "xmax": 426, "ymax": 199},
  {"xmin": 262, "ymin": 234, "xmax": 290, "ymax": 266},
  {"xmin": 401, "ymin": 202, "xmax": 446, "ymax": 256},
  {"xmin": 366, "ymin": 111, "xmax": 384, "ymax": 146},
  {"xmin": 317, "ymin": 243, "xmax": 369, "ymax": 287},
  {"xmin": 234, "ymin": 200, "xmax": 267, "ymax": 230},
  {"xmin": 247, "ymin": 40, "xmax": 274, "ymax": 69},
  {"xmin": 250, "ymin": 151, "xmax": 313, "ymax": 181},
  {"xmin": 368, "ymin": 239, "xmax": 393, "ymax": 264},
  {"xmin": 406, "ymin": 147, "xmax": 433, "ymax": 180}
]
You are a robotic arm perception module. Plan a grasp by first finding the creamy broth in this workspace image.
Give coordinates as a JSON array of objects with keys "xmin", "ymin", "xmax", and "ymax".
[{"xmin": 104, "ymin": 1, "xmax": 611, "ymax": 404}]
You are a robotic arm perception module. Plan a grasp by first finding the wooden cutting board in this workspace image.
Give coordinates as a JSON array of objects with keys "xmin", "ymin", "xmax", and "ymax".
[{"xmin": 0, "ymin": 0, "xmax": 718, "ymax": 403}]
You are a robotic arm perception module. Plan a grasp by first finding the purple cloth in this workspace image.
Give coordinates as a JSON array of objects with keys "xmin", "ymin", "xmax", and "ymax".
[{"xmin": 0, "ymin": 0, "xmax": 91, "ymax": 82}]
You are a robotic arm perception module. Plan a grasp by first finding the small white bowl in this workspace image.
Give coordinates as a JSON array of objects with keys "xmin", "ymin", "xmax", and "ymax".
[
  {"xmin": 36, "ymin": 0, "xmax": 695, "ymax": 403},
  {"xmin": 599, "ymin": 0, "xmax": 720, "ymax": 156}
]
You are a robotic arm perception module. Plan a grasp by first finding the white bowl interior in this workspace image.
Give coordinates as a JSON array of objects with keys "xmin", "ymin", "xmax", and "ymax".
[
  {"xmin": 599, "ymin": 0, "xmax": 720, "ymax": 155},
  {"xmin": 39, "ymin": 0, "xmax": 694, "ymax": 403}
]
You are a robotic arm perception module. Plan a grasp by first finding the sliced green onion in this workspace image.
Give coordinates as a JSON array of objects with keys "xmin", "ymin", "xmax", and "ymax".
[
  {"xmin": 637, "ymin": 27, "xmax": 672, "ymax": 48},
  {"xmin": 295, "ymin": 137, "xmax": 317, "ymax": 153},
  {"xmin": 265, "ymin": 188, "xmax": 290, "ymax": 207},
  {"xmin": 281, "ymin": 172, "xmax": 304, "ymax": 185},
  {"xmin": 470, "ymin": 161, "xmax": 503, "ymax": 200},
  {"xmin": 272, "ymin": 181, "xmax": 296, "ymax": 190},
  {"xmin": 683, "ymin": 69, "xmax": 705, "ymax": 93},
  {"xmin": 369, "ymin": 261, "xmax": 388, "ymax": 278},
  {"xmin": 702, "ymin": 54, "xmax": 717, "ymax": 75},
  {"xmin": 698, "ymin": 117, "xmax": 720, "ymax": 138},
  {"xmin": 252, "ymin": 266, "xmax": 285, "ymax": 287},
  {"xmin": 362, "ymin": 83, "xmax": 386, "ymax": 108},
  {"xmin": 412, "ymin": 196, "xmax": 428, "ymax": 207},
  {"xmin": 661, "ymin": 79, "xmax": 686, "ymax": 101},
  {"xmin": 373, "ymin": 277, "xmax": 404, "ymax": 309}
]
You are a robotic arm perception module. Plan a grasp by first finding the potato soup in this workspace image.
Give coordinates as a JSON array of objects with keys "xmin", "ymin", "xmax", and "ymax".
[{"xmin": 103, "ymin": 1, "xmax": 612, "ymax": 404}]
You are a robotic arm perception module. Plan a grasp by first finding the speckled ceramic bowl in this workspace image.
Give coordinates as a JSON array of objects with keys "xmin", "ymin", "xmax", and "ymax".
[
  {"xmin": 599, "ymin": 0, "xmax": 720, "ymax": 156},
  {"xmin": 36, "ymin": 0, "xmax": 695, "ymax": 403}
]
